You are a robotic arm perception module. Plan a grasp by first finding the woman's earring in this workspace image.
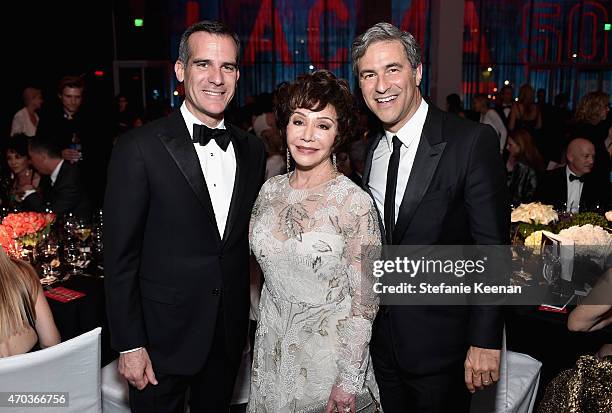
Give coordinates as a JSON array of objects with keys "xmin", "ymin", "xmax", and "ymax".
[
  {"xmin": 286, "ymin": 148, "xmax": 291, "ymax": 173},
  {"xmin": 332, "ymin": 153, "xmax": 337, "ymax": 170}
]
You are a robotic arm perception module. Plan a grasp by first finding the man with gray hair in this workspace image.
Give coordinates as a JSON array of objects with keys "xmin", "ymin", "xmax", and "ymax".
[{"xmin": 352, "ymin": 22, "xmax": 509, "ymax": 412}]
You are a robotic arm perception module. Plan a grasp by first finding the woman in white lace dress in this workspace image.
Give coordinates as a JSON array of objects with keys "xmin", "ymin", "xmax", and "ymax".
[{"xmin": 248, "ymin": 70, "xmax": 381, "ymax": 413}]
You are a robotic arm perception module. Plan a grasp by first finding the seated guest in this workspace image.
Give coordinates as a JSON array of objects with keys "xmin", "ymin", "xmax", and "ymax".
[
  {"xmin": 0, "ymin": 248, "xmax": 60, "ymax": 357},
  {"xmin": 536, "ymin": 138, "xmax": 608, "ymax": 212},
  {"xmin": 0, "ymin": 135, "xmax": 41, "ymax": 210},
  {"xmin": 23, "ymin": 137, "xmax": 91, "ymax": 219},
  {"xmin": 538, "ymin": 270, "xmax": 612, "ymax": 412},
  {"xmin": 506, "ymin": 129, "xmax": 544, "ymax": 205}
]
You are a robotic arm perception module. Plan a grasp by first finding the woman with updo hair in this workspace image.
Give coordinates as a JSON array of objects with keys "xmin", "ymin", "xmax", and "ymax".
[{"xmin": 248, "ymin": 70, "xmax": 381, "ymax": 412}]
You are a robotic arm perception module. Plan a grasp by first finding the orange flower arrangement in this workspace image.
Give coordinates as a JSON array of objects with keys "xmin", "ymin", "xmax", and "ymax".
[
  {"xmin": 1, "ymin": 212, "xmax": 56, "ymax": 247},
  {"xmin": 0, "ymin": 224, "xmax": 20, "ymax": 258}
]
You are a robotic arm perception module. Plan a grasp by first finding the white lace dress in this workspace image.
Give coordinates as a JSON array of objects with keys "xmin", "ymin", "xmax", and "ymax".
[{"xmin": 248, "ymin": 173, "xmax": 381, "ymax": 412}]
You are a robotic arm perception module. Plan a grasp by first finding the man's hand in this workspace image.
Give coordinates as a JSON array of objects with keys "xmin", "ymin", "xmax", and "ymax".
[
  {"xmin": 464, "ymin": 346, "xmax": 500, "ymax": 393},
  {"xmin": 118, "ymin": 348, "xmax": 158, "ymax": 390},
  {"xmin": 61, "ymin": 148, "xmax": 81, "ymax": 163}
]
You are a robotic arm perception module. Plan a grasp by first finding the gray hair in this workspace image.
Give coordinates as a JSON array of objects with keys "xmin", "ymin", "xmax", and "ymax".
[
  {"xmin": 178, "ymin": 20, "xmax": 241, "ymax": 65},
  {"xmin": 351, "ymin": 22, "xmax": 421, "ymax": 76}
]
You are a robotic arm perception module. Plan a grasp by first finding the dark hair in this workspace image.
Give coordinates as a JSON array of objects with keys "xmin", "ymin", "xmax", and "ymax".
[
  {"xmin": 28, "ymin": 137, "xmax": 61, "ymax": 159},
  {"xmin": 5, "ymin": 134, "xmax": 29, "ymax": 157},
  {"xmin": 58, "ymin": 75, "xmax": 85, "ymax": 94},
  {"xmin": 274, "ymin": 70, "xmax": 358, "ymax": 152},
  {"xmin": 446, "ymin": 93, "xmax": 463, "ymax": 113},
  {"xmin": 178, "ymin": 20, "xmax": 241, "ymax": 65}
]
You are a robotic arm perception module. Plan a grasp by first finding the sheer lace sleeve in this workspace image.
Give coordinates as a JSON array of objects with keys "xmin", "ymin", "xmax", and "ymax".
[{"xmin": 334, "ymin": 189, "xmax": 381, "ymax": 394}]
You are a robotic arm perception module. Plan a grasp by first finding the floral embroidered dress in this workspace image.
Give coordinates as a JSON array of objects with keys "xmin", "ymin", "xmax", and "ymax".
[{"xmin": 248, "ymin": 173, "xmax": 381, "ymax": 412}]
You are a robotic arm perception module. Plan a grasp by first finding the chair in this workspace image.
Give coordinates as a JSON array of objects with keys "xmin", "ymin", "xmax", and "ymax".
[
  {"xmin": 0, "ymin": 327, "xmax": 101, "ymax": 413},
  {"xmin": 100, "ymin": 359, "xmax": 130, "ymax": 413},
  {"xmin": 470, "ymin": 329, "xmax": 542, "ymax": 413}
]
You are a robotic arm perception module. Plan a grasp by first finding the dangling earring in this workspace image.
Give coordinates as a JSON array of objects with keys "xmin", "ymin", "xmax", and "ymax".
[
  {"xmin": 286, "ymin": 148, "xmax": 291, "ymax": 173},
  {"xmin": 332, "ymin": 153, "xmax": 337, "ymax": 171}
]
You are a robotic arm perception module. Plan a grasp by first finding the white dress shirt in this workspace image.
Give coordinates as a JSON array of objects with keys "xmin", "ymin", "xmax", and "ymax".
[
  {"xmin": 180, "ymin": 102, "xmax": 236, "ymax": 237},
  {"xmin": 566, "ymin": 166, "xmax": 583, "ymax": 213},
  {"xmin": 121, "ymin": 104, "xmax": 237, "ymax": 355},
  {"xmin": 481, "ymin": 109, "xmax": 507, "ymax": 154},
  {"xmin": 369, "ymin": 99, "xmax": 429, "ymax": 229},
  {"xmin": 50, "ymin": 160, "xmax": 64, "ymax": 186}
]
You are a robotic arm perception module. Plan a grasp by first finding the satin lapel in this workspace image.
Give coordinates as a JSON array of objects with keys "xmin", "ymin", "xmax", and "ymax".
[
  {"xmin": 393, "ymin": 107, "xmax": 446, "ymax": 243},
  {"xmin": 362, "ymin": 131, "xmax": 384, "ymax": 188},
  {"xmin": 222, "ymin": 125, "xmax": 248, "ymax": 244},
  {"xmin": 157, "ymin": 111, "xmax": 220, "ymax": 242},
  {"xmin": 362, "ymin": 131, "xmax": 387, "ymax": 241}
]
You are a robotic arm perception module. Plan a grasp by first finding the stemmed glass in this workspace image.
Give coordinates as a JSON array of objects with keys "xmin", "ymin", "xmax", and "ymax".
[
  {"xmin": 64, "ymin": 242, "xmax": 84, "ymax": 278},
  {"xmin": 39, "ymin": 235, "xmax": 60, "ymax": 285},
  {"xmin": 73, "ymin": 218, "xmax": 92, "ymax": 246},
  {"xmin": 513, "ymin": 244, "xmax": 534, "ymax": 282}
]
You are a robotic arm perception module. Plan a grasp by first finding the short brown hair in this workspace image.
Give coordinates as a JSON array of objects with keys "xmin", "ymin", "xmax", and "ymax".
[
  {"xmin": 274, "ymin": 70, "xmax": 357, "ymax": 151},
  {"xmin": 57, "ymin": 75, "xmax": 85, "ymax": 94}
]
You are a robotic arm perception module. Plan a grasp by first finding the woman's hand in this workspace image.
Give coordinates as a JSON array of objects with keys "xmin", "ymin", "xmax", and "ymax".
[{"xmin": 324, "ymin": 384, "xmax": 355, "ymax": 413}]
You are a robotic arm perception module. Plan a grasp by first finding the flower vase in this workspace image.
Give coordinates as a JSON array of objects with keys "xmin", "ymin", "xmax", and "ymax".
[{"xmin": 19, "ymin": 243, "xmax": 37, "ymax": 264}]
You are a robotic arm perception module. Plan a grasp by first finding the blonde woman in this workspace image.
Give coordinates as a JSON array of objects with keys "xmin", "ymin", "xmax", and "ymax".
[
  {"xmin": 0, "ymin": 249, "xmax": 60, "ymax": 357},
  {"xmin": 509, "ymin": 84, "xmax": 542, "ymax": 132}
]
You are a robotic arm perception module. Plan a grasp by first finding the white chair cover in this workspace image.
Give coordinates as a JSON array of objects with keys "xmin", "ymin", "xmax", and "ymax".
[
  {"xmin": 0, "ymin": 327, "xmax": 101, "ymax": 413},
  {"xmin": 101, "ymin": 359, "xmax": 130, "ymax": 413}
]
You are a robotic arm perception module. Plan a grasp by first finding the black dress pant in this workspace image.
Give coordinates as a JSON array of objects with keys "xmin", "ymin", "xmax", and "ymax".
[
  {"xmin": 370, "ymin": 312, "xmax": 471, "ymax": 413},
  {"xmin": 129, "ymin": 309, "xmax": 241, "ymax": 413}
]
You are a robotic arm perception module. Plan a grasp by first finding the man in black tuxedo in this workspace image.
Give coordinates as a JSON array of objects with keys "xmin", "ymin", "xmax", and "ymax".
[
  {"xmin": 36, "ymin": 76, "xmax": 112, "ymax": 209},
  {"xmin": 495, "ymin": 85, "xmax": 514, "ymax": 127},
  {"xmin": 536, "ymin": 138, "xmax": 609, "ymax": 212},
  {"xmin": 104, "ymin": 21, "xmax": 266, "ymax": 412},
  {"xmin": 24, "ymin": 137, "xmax": 91, "ymax": 219},
  {"xmin": 352, "ymin": 23, "xmax": 509, "ymax": 412}
]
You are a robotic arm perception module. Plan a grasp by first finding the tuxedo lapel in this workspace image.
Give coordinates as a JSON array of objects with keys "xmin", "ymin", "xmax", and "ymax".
[
  {"xmin": 158, "ymin": 111, "xmax": 220, "ymax": 242},
  {"xmin": 393, "ymin": 106, "xmax": 446, "ymax": 243},
  {"xmin": 222, "ymin": 124, "xmax": 248, "ymax": 244},
  {"xmin": 363, "ymin": 131, "xmax": 386, "ymax": 236},
  {"xmin": 362, "ymin": 131, "xmax": 383, "ymax": 189}
]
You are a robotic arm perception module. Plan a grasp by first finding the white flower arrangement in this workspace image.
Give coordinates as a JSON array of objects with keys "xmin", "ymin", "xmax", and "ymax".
[
  {"xmin": 558, "ymin": 224, "xmax": 612, "ymax": 259},
  {"xmin": 524, "ymin": 230, "xmax": 543, "ymax": 250},
  {"xmin": 511, "ymin": 202, "xmax": 558, "ymax": 225}
]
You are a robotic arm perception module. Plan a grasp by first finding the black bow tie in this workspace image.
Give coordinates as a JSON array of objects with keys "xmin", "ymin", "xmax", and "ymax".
[
  {"xmin": 193, "ymin": 124, "xmax": 231, "ymax": 151},
  {"xmin": 569, "ymin": 173, "xmax": 585, "ymax": 183}
]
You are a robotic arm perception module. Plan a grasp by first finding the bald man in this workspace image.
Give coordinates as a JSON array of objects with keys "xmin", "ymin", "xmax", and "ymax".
[{"xmin": 536, "ymin": 138, "xmax": 609, "ymax": 212}]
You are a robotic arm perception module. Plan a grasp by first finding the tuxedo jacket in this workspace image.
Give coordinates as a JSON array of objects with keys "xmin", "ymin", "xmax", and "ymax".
[
  {"xmin": 23, "ymin": 161, "xmax": 91, "ymax": 219},
  {"xmin": 364, "ymin": 105, "xmax": 510, "ymax": 375},
  {"xmin": 104, "ymin": 110, "xmax": 266, "ymax": 375},
  {"xmin": 535, "ymin": 167, "xmax": 609, "ymax": 212}
]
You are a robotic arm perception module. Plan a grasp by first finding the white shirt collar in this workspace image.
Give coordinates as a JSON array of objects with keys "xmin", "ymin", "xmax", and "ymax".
[
  {"xmin": 383, "ymin": 99, "xmax": 429, "ymax": 150},
  {"xmin": 50, "ymin": 159, "xmax": 64, "ymax": 186},
  {"xmin": 180, "ymin": 102, "xmax": 226, "ymax": 141},
  {"xmin": 565, "ymin": 165, "xmax": 583, "ymax": 182}
]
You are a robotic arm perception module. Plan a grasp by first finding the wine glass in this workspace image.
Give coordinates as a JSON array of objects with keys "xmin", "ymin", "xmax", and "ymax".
[
  {"xmin": 513, "ymin": 244, "xmax": 534, "ymax": 282},
  {"xmin": 73, "ymin": 218, "xmax": 92, "ymax": 245},
  {"xmin": 64, "ymin": 242, "xmax": 83, "ymax": 277},
  {"xmin": 39, "ymin": 236, "xmax": 60, "ymax": 285}
]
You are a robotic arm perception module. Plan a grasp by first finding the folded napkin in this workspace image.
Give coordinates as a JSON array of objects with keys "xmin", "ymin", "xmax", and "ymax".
[{"xmin": 44, "ymin": 286, "xmax": 86, "ymax": 303}]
